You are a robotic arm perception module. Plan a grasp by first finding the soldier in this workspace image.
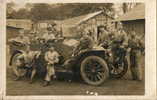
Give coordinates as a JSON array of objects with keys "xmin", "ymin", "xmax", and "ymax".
[
  {"xmin": 9, "ymin": 29, "xmax": 30, "ymax": 46},
  {"xmin": 42, "ymin": 30, "xmax": 56, "ymax": 42},
  {"xmin": 43, "ymin": 46, "xmax": 59, "ymax": 86},
  {"xmin": 128, "ymin": 31, "xmax": 144, "ymax": 80},
  {"xmin": 114, "ymin": 29, "xmax": 128, "ymax": 49},
  {"xmin": 73, "ymin": 33, "xmax": 94, "ymax": 56},
  {"xmin": 9, "ymin": 29, "xmax": 30, "ymax": 66},
  {"xmin": 47, "ymin": 23, "xmax": 59, "ymax": 37},
  {"xmin": 63, "ymin": 33, "xmax": 94, "ymax": 70},
  {"xmin": 97, "ymin": 25, "xmax": 109, "ymax": 45},
  {"xmin": 13, "ymin": 46, "xmax": 41, "ymax": 82},
  {"xmin": 28, "ymin": 31, "xmax": 36, "ymax": 44}
]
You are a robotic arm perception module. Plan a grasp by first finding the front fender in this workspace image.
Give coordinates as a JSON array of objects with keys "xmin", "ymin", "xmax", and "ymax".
[
  {"xmin": 76, "ymin": 46, "xmax": 107, "ymax": 60},
  {"xmin": 74, "ymin": 49, "xmax": 107, "ymax": 66}
]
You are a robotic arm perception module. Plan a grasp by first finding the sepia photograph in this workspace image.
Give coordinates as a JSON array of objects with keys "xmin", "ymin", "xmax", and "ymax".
[{"xmin": 5, "ymin": 2, "xmax": 146, "ymax": 96}]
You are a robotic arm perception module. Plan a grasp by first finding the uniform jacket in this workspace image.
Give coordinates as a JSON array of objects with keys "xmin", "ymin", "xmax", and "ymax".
[{"xmin": 44, "ymin": 51, "xmax": 59, "ymax": 65}]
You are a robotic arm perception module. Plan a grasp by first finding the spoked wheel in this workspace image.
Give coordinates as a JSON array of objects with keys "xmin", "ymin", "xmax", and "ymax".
[
  {"xmin": 80, "ymin": 56, "xmax": 109, "ymax": 86},
  {"xmin": 109, "ymin": 58, "xmax": 128, "ymax": 78},
  {"xmin": 12, "ymin": 53, "xmax": 27, "ymax": 77}
]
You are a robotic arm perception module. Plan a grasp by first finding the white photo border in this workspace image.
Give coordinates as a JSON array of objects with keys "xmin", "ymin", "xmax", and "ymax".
[{"xmin": 0, "ymin": 0, "xmax": 156, "ymax": 100}]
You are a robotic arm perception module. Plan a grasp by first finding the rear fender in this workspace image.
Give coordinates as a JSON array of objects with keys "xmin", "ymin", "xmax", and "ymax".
[{"xmin": 9, "ymin": 50, "xmax": 23, "ymax": 66}]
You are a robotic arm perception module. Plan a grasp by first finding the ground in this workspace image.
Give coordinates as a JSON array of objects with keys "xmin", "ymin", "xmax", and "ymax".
[
  {"xmin": 6, "ymin": 58, "xmax": 145, "ymax": 96},
  {"xmin": 6, "ymin": 45, "xmax": 145, "ymax": 96},
  {"xmin": 6, "ymin": 74, "xmax": 144, "ymax": 95}
]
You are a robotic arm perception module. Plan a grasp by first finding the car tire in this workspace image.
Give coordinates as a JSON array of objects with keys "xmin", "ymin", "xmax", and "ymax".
[
  {"xmin": 80, "ymin": 56, "xmax": 109, "ymax": 86},
  {"xmin": 109, "ymin": 58, "xmax": 128, "ymax": 78},
  {"xmin": 11, "ymin": 53, "xmax": 27, "ymax": 77}
]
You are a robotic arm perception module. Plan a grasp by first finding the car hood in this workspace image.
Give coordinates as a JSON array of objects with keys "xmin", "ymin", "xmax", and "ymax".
[{"xmin": 93, "ymin": 45, "xmax": 105, "ymax": 51}]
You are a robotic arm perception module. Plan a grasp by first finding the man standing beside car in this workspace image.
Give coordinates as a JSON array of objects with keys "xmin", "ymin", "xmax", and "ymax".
[
  {"xmin": 9, "ymin": 29, "xmax": 30, "ymax": 66},
  {"xmin": 44, "ymin": 46, "xmax": 59, "ymax": 86},
  {"xmin": 128, "ymin": 31, "xmax": 144, "ymax": 81},
  {"xmin": 12, "ymin": 46, "xmax": 40, "ymax": 82}
]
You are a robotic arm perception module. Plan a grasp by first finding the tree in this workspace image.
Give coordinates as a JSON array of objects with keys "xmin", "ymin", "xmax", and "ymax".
[
  {"xmin": 7, "ymin": 3, "xmax": 115, "ymax": 20},
  {"xmin": 30, "ymin": 4, "xmax": 55, "ymax": 22},
  {"xmin": 13, "ymin": 8, "xmax": 30, "ymax": 19},
  {"xmin": 7, "ymin": 2, "xmax": 16, "ymax": 18},
  {"xmin": 122, "ymin": 3, "xmax": 138, "ymax": 14}
]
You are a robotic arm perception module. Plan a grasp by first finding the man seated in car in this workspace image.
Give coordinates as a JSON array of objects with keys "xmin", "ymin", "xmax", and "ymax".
[
  {"xmin": 72, "ymin": 33, "xmax": 94, "ymax": 56},
  {"xmin": 42, "ymin": 30, "xmax": 56, "ymax": 42},
  {"xmin": 63, "ymin": 32, "xmax": 94, "ymax": 69},
  {"xmin": 43, "ymin": 46, "xmax": 59, "ymax": 86},
  {"xmin": 9, "ymin": 29, "xmax": 30, "ymax": 46}
]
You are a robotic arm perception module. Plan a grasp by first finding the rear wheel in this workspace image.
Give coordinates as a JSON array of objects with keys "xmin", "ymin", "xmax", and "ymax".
[
  {"xmin": 109, "ymin": 58, "xmax": 128, "ymax": 78},
  {"xmin": 11, "ymin": 53, "xmax": 27, "ymax": 77},
  {"xmin": 80, "ymin": 56, "xmax": 109, "ymax": 86}
]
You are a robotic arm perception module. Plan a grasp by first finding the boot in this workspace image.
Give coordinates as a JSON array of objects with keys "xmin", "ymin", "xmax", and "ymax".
[
  {"xmin": 131, "ymin": 67, "xmax": 139, "ymax": 80},
  {"xmin": 14, "ymin": 76, "xmax": 21, "ymax": 81},
  {"xmin": 29, "ymin": 79, "xmax": 33, "ymax": 84},
  {"xmin": 43, "ymin": 81, "xmax": 50, "ymax": 87}
]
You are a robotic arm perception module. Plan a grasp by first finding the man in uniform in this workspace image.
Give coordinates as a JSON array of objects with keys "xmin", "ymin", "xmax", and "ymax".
[
  {"xmin": 48, "ymin": 23, "xmax": 59, "ymax": 37},
  {"xmin": 42, "ymin": 29, "xmax": 56, "ymax": 42},
  {"xmin": 97, "ymin": 25, "xmax": 110, "ymax": 45},
  {"xmin": 97, "ymin": 25, "xmax": 117, "ymax": 50},
  {"xmin": 128, "ymin": 31, "xmax": 144, "ymax": 80},
  {"xmin": 63, "ymin": 32, "xmax": 94, "ymax": 70},
  {"xmin": 12, "ymin": 46, "xmax": 41, "ymax": 82},
  {"xmin": 115, "ymin": 27, "xmax": 128, "ymax": 47},
  {"xmin": 9, "ymin": 29, "xmax": 30, "ymax": 66},
  {"xmin": 44, "ymin": 46, "xmax": 59, "ymax": 86},
  {"xmin": 9, "ymin": 29, "xmax": 30, "ymax": 46},
  {"xmin": 73, "ymin": 33, "xmax": 94, "ymax": 56}
]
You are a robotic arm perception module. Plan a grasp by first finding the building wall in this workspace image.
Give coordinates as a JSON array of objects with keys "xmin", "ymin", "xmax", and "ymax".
[{"xmin": 122, "ymin": 19, "xmax": 145, "ymax": 36}]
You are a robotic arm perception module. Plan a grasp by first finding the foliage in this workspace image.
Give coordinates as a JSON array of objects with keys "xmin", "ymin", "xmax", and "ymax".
[
  {"xmin": 7, "ymin": 2, "xmax": 16, "ymax": 18},
  {"xmin": 7, "ymin": 3, "xmax": 114, "ymax": 21},
  {"xmin": 122, "ymin": 3, "xmax": 139, "ymax": 14}
]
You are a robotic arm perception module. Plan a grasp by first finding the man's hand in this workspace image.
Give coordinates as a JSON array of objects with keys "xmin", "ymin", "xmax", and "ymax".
[
  {"xmin": 127, "ymin": 48, "xmax": 131, "ymax": 52},
  {"xmin": 35, "ymin": 51, "xmax": 41, "ymax": 59}
]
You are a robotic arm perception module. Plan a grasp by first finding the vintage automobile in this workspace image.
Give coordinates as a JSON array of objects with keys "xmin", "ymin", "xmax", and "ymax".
[{"xmin": 9, "ymin": 37, "xmax": 128, "ymax": 86}]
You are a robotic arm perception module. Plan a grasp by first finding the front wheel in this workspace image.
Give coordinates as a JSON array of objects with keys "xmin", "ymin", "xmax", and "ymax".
[{"xmin": 80, "ymin": 56, "xmax": 109, "ymax": 86}]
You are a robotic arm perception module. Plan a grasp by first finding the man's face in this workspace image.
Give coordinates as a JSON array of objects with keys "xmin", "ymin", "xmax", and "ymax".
[
  {"xmin": 19, "ymin": 33, "xmax": 24, "ymax": 37},
  {"xmin": 99, "ymin": 27, "xmax": 105, "ymax": 33},
  {"xmin": 26, "ymin": 47, "xmax": 30, "ymax": 53},
  {"xmin": 53, "ymin": 25, "xmax": 57, "ymax": 29},
  {"xmin": 19, "ymin": 29, "xmax": 24, "ymax": 34},
  {"xmin": 48, "ymin": 31, "xmax": 52, "ymax": 34},
  {"xmin": 50, "ymin": 47, "xmax": 55, "ymax": 52}
]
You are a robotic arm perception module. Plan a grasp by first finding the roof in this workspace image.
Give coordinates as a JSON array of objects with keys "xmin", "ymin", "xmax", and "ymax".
[
  {"xmin": 7, "ymin": 25, "xmax": 23, "ymax": 29},
  {"xmin": 7, "ymin": 19, "xmax": 32, "ymax": 23},
  {"xmin": 7, "ymin": 19, "xmax": 33, "ymax": 29},
  {"xmin": 61, "ymin": 10, "xmax": 113, "ymax": 26},
  {"xmin": 37, "ymin": 20, "xmax": 61, "ymax": 24},
  {"xmin": 114, "ymin": 4, "xmax": 145, "ymax": 22}
]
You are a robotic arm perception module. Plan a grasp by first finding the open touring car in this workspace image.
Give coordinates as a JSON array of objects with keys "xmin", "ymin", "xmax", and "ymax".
[{"xmin": 9, "ymin": 38, "xmax": 128, "ymax": 86}]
